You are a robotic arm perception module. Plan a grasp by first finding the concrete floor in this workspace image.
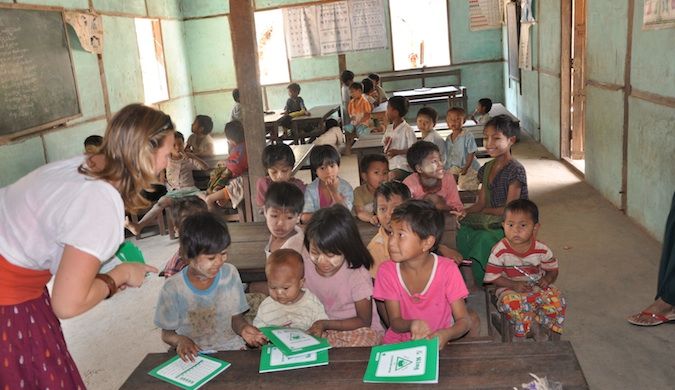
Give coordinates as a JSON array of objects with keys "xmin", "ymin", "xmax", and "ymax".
[{"xmin": 61, "ymin": 135, "xmax": 675, "ymax": 389}]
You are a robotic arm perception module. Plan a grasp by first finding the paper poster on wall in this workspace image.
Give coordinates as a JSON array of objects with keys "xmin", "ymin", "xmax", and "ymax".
[
  {"xmin": 64, "ymin": 11, "xmax": 103, "ymax": 54},
  {"xmin": 518, "ymin": 22, "xmax": 532, "ymax": 71},
  {"xmin": 468, "ymin": 0, "xmax": 504, "ymax": 31},
  {"xmin": 643, "ymin": 0, "xmax": 675, "ymax": 29},
  {"xmin": 283, "ymin": 0, "xmax": 387, "ymax": 58}
]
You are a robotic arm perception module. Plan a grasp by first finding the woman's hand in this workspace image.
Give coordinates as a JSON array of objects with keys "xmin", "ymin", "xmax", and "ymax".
[
  {"xmin": 109, "ymin": 263, "xmax": 158, "ymax": 289},
  {"xmin": 176, "ymin": 336, "xmax": 200, "ymax": 362}
]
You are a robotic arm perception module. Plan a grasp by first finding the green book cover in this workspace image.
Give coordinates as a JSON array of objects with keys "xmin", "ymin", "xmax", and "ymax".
[
  {"xmin": 363, "ymin": 337, "xmax": 439, "ymax": 384},
  {"xmin": 259, "ymin": 344, "xmax": 329, "ymax": 373},
  {"xmin": 259, "ymin": 326, "xmax": 332, "ymax": 357},
  {"xmin": 148, "ymin": 354, "xmax": 230, "ymax": 389}
]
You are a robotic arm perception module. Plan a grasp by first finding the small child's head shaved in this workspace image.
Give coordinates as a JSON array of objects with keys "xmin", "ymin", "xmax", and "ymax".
[
  {"xmin": 266, "ymin": 248, "xmax": 305, "ymax": 280},
  {"xmin": 266, "ymin": 249, "xmax": 306, "ymax": 305}
]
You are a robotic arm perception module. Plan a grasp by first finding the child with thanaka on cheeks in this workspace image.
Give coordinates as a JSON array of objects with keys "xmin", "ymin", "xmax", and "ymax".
[
  {"xmin": 301, "ymin": 145, "xmax": 354, "ymax": 224},
  {"xmin": 303, "ymin": 205, "xmax": 383, "ymax": 347},
  {"xmin": 373, "ymin": 200, "xmax": 471, "ymax": 349},
  {"xmin": 353, "ymin": 154, "xmax": 389, "ymax": 225},
  {"xmin": 445, "ymin": 107, "xmax": 480, "ymax": 190},
  {"xmin": 185, "ymin": 115, "xmax": 214, "ymax": 157},
  {"xmin": 255, "ymin": 143, "xmax": 306, "ymax": 211},
  {"xmin": 154, "ymin": 212, "xmax": 266, "ymax": 362},
  {"xmin": 403, "ymin": 141, "xmax": 464, "ymax": 216},
  {"xmin": 483, "ymin": 199, "xmax": 565, "ymax": 340},
  {"xmin": 253, "ymin": 249, "xmax": 328, "ymax": 331},
  {"xmin": 416, "ymin": 107, "xmax": 446, "ymax": 164}
]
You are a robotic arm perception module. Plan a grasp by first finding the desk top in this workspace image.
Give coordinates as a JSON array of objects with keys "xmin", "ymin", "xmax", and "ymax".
[
  {"xmin": 121, "ymin": 340, "xmax": 588, "ymax": 389},
  {"xmin": 393, "ymin": 85, "xmax": 460, "ymax": 98},
  {"xmin": 264, "ymin": 105, "xmax": 340, "ymax": 124}
]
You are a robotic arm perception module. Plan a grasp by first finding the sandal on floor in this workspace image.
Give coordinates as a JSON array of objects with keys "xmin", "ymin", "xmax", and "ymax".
[{"xmin": 627, "ymin": 311, "xmax": 675, "ymax": 326}]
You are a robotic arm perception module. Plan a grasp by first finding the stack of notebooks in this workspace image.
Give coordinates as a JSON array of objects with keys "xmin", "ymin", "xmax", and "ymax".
[{"xmin": 258, "ymin": 326, "xmax": 331, "ymax": 372}]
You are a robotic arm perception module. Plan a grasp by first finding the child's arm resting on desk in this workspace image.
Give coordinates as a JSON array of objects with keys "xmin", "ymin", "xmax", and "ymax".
[
  {"xmin": 307, "ymin": 298, "xmax": 372, "ymax": 337},
  {"xmin": 232, "ymin": 314, "xmax": 266, "ymax": 347},
  {"xmin": 161, "ymin": 329, "xmax": 201, "ymax": 362},
  {"xmin": 430, "ymin": 299, "xmax": 471, "ymax": 349}
]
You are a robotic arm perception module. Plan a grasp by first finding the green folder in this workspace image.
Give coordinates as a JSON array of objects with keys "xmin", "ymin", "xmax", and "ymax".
[
  {"xmin": 115, "ymin": 241, "xmax": 145, "ymax": 263},
  {"xmin": 259, "ymin": 344, "xmax": 329, "ymax": 373},
  {"xmin": 363, "ymin": 337, "xmax": 439, "ymax": 384},
  {"xmin": 148, "ymin": 354, "xmax": 230, "ymax": 389},
  {"xmin": 259, "ymin": 326, "xmax": 332, "ymax": 357}
]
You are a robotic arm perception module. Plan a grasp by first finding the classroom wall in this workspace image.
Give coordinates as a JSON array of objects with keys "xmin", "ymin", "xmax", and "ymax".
[
  {"xmin": 510, "ymin": 0, "xmax": 675, "ymax": 241},
  {"xmin": 0, "ymin": 0, "xmax": 193, "ymax": 187}
]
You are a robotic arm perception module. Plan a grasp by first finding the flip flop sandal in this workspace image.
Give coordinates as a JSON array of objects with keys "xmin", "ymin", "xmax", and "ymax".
[{"xmin": 627, "ymin": 311, "xmax": 675, "ymax": 326}]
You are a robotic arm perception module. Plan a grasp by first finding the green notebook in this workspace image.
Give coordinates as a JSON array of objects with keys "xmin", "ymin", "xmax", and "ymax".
[
  {"xmin": 363, "ymin": 337, "xmax": 439, "ymax": 384},
  {"xmin": 259, "ymin": 344, "xmax": 329, "ymax": 373},
  {"xmin": 259, "ymin": 326, "xmax": 332, "ymax": 357},
  {"xmin": 148, "ymin": 354, "xmax": 230, "ymax": 389}
]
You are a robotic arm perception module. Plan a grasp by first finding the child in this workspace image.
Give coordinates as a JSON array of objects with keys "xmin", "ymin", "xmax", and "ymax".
[
  {"xmin": 402, "ymin": 141, "xmax": 464, "ymax": 214},
  {"xmin": 483, "ymin": 199, "xmax": 566, "ymax": 339},
  {"xmin": 230, "ymin": 88, "xmax": 241, "ymax": 122},
  {"xmin": 264, "ymin": 182, "xmax": 306, "ymax": 258},
  {"xmin": 382, "ymin": 96, "xmax": 416, "ymax": 181},
  {"xmin": 154, "ymin": 212, "xmax": 266, "ymax": 361},
  {"xmin": 161, "ymin": 196, "xmax": 208, "ymax": 277},
  {"xmin": 303, "ymin": 205, "xmax": 383, "ymax": 347},
  {"xmin": 301, "ymin": 145, "xmax": 354, "ymax": 224},
  {"xmin": 373, "ymin": 200, "xmax": 471, "ymax": 348},
  {"xmin": 125, "ymin": 132, "xmax": 208, "ymax": 236},
  {"xmin": 84, "ymin": 134, "xmax": 103, "ymax": 154},
  {"xmin": 186, "ymin": 115, "xmax": 215, "ymax": 157},
  {"xmin": 255, "ymin": 143, "xmax": 306, "ymax": 210},
  {"xmin": 353, "ymin": 154, "xmax": 389, "ymax": 225},
  {"xmin": 340, "ymin": 69, "xmax": 355, "ymax": 117},
  {"xmin": 313, "ymin": 118, "xmax": 346, "ymax": 150},
  {"xmin": 416, "ymin": 107, "xmax": 446, "ymax": 164},
  {"xmin": 367, "ymin": 181, "xmax": 412, "ymax": 278},
  {"xmin": 283, "ymin": 83, "xmax": 308, "ymax": 117},
  {"xmin": 361, "ymin": 78, "xmax": 378, "ymax": 106},
  {"xmin": 203, "ymin": 120, "xmax": 247, "ymax": 211},
  {"xmin": 445, "ymin": 107, "xmax": 480, "ymax": 190},
  {"xmin": 343, "ymin": 82, "xmax": 373, "ymax": 154},
  {"xmin": 253, "ymin": 249, "xmax": 329, "ymax": 331},
  {"xmin": 471, "ymin": 97, "xmax": 492, "ymax": 125},
  {"xmin": 368, "ymin": 73, "xmax": 388, "ymax": 104}
]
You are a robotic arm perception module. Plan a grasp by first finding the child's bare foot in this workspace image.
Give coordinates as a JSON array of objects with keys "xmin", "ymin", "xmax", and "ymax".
[
  {"xmin": 125, "ymin": 216, "xmax": 141, "ymax": 236},
  {"xmin": 627, "ymin": 298, "xmax": 675, "ymax": 326}
]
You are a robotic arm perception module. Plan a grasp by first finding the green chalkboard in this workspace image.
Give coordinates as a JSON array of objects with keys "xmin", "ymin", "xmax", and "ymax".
[{"xmin": 0, "ymin": 7, "xmax": 81, "ymax": 141}]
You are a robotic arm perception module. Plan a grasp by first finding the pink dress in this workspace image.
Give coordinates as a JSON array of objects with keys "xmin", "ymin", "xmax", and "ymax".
[
  {"xmin": 373, "ymin": 254, "xmax": 468, "ymax": 344},
  {"xmin": 403, "ymin": 172, "xmax": 463, "ymax": 212}
]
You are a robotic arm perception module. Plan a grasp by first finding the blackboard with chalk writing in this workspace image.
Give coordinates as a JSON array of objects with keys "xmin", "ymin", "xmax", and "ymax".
[{"xmin": 0, "ymin": 7, "xmax": 81, "ymax": 141}]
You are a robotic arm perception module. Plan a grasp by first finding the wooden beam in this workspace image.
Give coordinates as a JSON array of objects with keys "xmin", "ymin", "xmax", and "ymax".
[
  {"xmin": 560, "ymin": 0, "xmax": 572, "ymax": 158},
  {"xmin": 229, "ymin": 0, "xmax": 266, "ymax": 221},
  {"xmin": 621, "ymin": 0, "xmax": 635, "ymax": 212}
]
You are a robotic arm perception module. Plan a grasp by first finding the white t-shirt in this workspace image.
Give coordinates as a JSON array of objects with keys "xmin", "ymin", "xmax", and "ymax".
[
  {"xmin": 423, "ymin": 129, "xmax": 447, "ymax": 164},
  {"xmin": 253, "ymin": 289, "xmax": 328, "ymax": 331},
  {"xmin": 0, "ymin": 156, "xmax": 125, "ymax": 274},
  {"xmin": 383, "ymin": 120, "xmax": 416, "ymax": 172}
]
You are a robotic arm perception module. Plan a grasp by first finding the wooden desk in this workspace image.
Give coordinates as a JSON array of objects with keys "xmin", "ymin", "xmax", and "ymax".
[
  {"xmin": 226, "ymin": 221, "xmax": 379, "ymax": 283},
  {"xmin": 392, "ymin": 86, "xmax": 466, "ymax": 110},
  {"xmin": 121, "ymin": 341, "xmax": 588, "ymax": 389},
  {"xmin": 265, "ymin": 105, "xmax": 341, "ymax": 144}
]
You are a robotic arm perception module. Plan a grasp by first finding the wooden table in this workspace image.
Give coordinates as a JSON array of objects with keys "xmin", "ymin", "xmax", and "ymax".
[
  {"xmin": 226, "ymin": 221, "xmax": 379, "ymax": 283},
  {"xmin": 392, "ymin": 85, "xmax": 466, "ymax": 109},
  {"xmin": 121, "ymin": 340, "xmax": 588, "ymax": 389},
  {"xmin": 265, "ymin": 105, "xmax": 341, "ymax": 144}
]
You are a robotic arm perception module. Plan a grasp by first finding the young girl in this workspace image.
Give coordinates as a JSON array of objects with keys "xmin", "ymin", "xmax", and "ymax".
[
  {"xmin": 303, "ymin": 205, "xmax": 383, "ymax": 347},
  {"xmin": 457, "ymin": 115, "xmax": 528, "ymax": 284},
  {"xmin": 255, "ymin": 143, "xmax": 306, "ymax": 211},
  {"xmin": 154, "ymin": 212, "xmax": 266, "ymax": 362},
  {"xmin": 301, "ymin": 145, "xmax": 353, "ymax": 224},
  {"xmin": 402, "ymin": 141, "xmax": 464, "ymax": 215},
  {"xmin": 161, "ymin": 196, "xmax": 208, "ymax": 278},
  {"xmin": 373, "ymin": 200, "xmax": 471, "ymax": 349},
  {"xmin": 126, "ymin": 132, "xmax": 208, "ymax": 236},
  {"xmin": 445, "ymin": 107, "xmax": 480, "ymax": 190},
  {"xmin": 203, "ymin": 120, "xmax": 248, "ymax": 211}
]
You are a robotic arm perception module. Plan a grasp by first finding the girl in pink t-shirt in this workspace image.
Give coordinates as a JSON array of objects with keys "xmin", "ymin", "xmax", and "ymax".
[
  {"xmin": 302, "ymin": 205, "xmax": 383, "ymax": 347},
  {"xmin": 373, "ymin": 200, "xmax": 471, "ymax": 348}
]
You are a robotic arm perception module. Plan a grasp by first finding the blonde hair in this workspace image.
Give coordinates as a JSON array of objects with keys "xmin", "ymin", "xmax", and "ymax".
[{"xmin": 79, "ymin": 104, "xmax": 174, "ymax": 213}]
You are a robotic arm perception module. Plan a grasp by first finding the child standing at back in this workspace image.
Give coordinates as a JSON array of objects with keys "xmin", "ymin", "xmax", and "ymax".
[
  {"xmin": 368, "ymin": 73, "xmax": 388, "ymax": 104},
  {"xmin": 303, "ymin": 205, "xmax": 383, "ymax": 347},
  {"xmin": 343, "ymin": 82, "xmax": 373, "ymax": 155},
  {"xmin": 340, "ymin": 70, "xmax": 355, "ymax": 119},
  {"xmin": 154, "ymin": 212, "xmax": 266, "ymax": 361},
  {"xmin": 445, "ymin": 107, "xmax": 480, "ymax": 190},
  {"xmin": 230, "ymin": 88, "xmax": 241, "ymax": 122},
  {"xmin": 301, "ymin": 145, "xmax": 353, "ymax": 224},
  {"xmin": 416, "ymin": 107, "xmax": 446, "ymax": 164},
  {"xmin": 353, "ymin": 154, "xmax": 389, "ymax": 225},
  {"xmin": 203, "ymin": 121, "xmax": 248, "ymax": 211},
  {"xmin": 186, "ymin": 115, "xmax": 215, "ymax": 157},
  {"xmin": 373, "ymin": 200, "xmax": 471, "ymax": 348},
  {"xmin": 484, "ymin": 199, "xmax": 565, "ymax": 340},
  {"xmin": 382, "ymin": 96, "xmax": 416, "ymax": 181},
  {"xmin": 403, "ymin": 141, "xmax": 464, "ymax": 214},
  {"xmin": 255, "ymin": 143, "xmax": 306, "ymax": 211}
]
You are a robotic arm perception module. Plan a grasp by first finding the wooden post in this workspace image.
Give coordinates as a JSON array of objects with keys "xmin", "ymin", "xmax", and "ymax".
[{"xmin": 229, "ymin": 0, "xmax": 266, "ymax": 221}]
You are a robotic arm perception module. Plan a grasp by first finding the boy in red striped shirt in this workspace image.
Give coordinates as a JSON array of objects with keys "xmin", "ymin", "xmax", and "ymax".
[{"xmin": 483, "ymin": 199, "xmax": 566, "ymax": 340}]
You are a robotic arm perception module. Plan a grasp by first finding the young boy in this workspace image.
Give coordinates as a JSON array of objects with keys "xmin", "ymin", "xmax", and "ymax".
[
  {"xmin": 154, "ymin": 212, "xmax": 266, "ymax": 361},
  {"xmin": 264, "ymin": 182, "xmax": 306, "ymax": 257},
  {"xmin": 445, "ymin": 107, "xmax": 480, "ymax": 190},
  {"xmin": 204, "ymin": 120, "xmax": 247, "ymax": 211},
  {"xmin": 186, "ymin": 115, "xmax": 215, "ymax": 157},
  {"xmin": 340, "ymin": 70, "xmax": 355, "ymax": 117},
  {"xmin": 161, "ymin": 196, "xmax": 208, "ymax": 278},
  {"xmin": 313, "ymin": 118, "xmax": 345, "ymax": 150},
  {"xmin": 230, "ymin": 88, "xmax": 241, "ymax": 122},
  {"xmin": 483, "ymin": 199, "xmax": 565, "ymax": 340},
  {"xmin": 382, "ymin": 96, "xmax": 416, "ymax": 181},
  {"xmin": 283, "ymin": 83, "xmax": 308, "ymax": 117},
  {"xmin": 353, "ymin": 154, "xmax": 389, "ymax": 225},
  {"xmin": 416, "ymin": 107, "xmax": 446, "ymax": 164},
  {"xmin": 255, "ymin": 143, "xmax": 306, "ymax": 210},
  {"xmin": 471, "ymin": 98, "xmax": 492, "ymax": 125},
  {"xmin": 368, "ymin": 73, "xmax": 388, "ymax": 104},
  {"xmin": 343, "ymin": 82, "xmax": 373, "ymax": 154},
  {"xmin": 83, "ymin": 135, "xmax": 103, "ymax": 154},
  {"xmin": 253, "ymin": 249, "xmax": 328, "ymax": 331}
]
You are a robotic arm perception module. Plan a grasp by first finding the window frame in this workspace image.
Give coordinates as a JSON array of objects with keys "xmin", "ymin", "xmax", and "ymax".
[{"xmin": 134, "ymin": 18, "xmax": 170, "ymax": 105}]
